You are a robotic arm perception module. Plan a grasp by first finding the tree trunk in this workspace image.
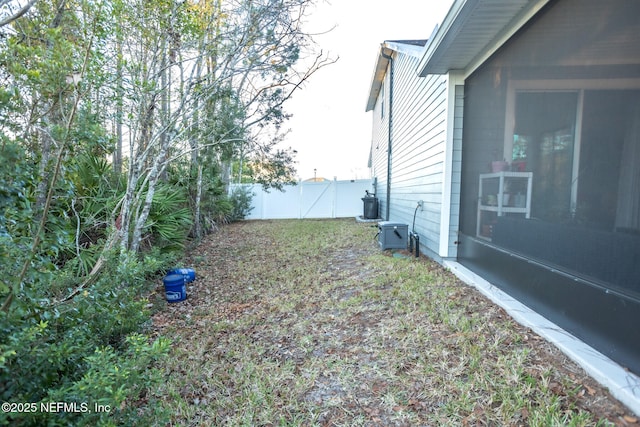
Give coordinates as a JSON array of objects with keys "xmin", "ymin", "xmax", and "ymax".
[
  {"xmin": 114, "ymin": 32, "xmax": 123, "ymax": 176},
  {"xmin": 130, "ymin": 141, "xmax": 169, "ymax": 254},
  {"xmin": 221, "ymin": 160, "xmax": 232, "ymax": 194},
  {"xmin": 195, "ymin": 164, "xmax": 203, "ymax": 239}
]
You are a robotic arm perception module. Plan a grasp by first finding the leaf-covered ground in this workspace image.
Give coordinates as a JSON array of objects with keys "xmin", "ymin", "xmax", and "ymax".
[{"xmin": 150, "ymin": 219, "xmax": 637, "ymax": 426}]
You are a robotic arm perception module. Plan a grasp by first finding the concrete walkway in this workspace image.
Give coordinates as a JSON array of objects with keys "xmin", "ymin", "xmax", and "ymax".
[{"xmin": 444, "ymin": 260, "xmax": 640, "ymax": 417}]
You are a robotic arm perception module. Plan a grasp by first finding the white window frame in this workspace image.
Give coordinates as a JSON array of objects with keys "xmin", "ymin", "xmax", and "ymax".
[{"xmin": 504, "ymin": 78, "xmax": 640, "ymax": 215}]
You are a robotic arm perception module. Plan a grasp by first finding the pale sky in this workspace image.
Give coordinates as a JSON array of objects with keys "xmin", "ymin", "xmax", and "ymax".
[{"xmin": 284, "ymin": 0, "xmax": 454, "ymax": 181}]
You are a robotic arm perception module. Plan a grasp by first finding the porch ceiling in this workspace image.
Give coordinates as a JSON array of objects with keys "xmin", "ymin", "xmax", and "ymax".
[{"xmin": 417, "ymin": 0, "xmax": 548, "ymax": 76}]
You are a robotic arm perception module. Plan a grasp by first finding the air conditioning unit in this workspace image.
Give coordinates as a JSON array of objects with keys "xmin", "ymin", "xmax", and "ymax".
[{"xmin": 378, "ymin": 221, "xmax": 408, "ymax": 250}]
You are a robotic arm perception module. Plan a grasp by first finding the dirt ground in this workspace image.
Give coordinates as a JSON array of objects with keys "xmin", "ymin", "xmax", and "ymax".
[{"xmin": 152, "ymin": 219, "xmax": 639, "ymax": 426}]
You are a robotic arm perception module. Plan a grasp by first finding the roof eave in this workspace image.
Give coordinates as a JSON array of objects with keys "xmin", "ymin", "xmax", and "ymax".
[
  {"xmin": 417, "ymin": 0, "xmax": 479, "ymax": 76},
  {"xmin": 365, "ymin": 45, "xmax": 394, "ymax": 112},
  {"xmin": 417, "ymin": 0, "xmax": 550, "ymax": 77},
  {"xmin": 365, "ymin": 39, "xmax": 428, "ymax": 112}
]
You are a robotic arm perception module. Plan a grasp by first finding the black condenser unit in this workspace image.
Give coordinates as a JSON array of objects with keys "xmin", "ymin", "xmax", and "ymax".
[{"xmin": 378, "ymin": 221, "xmax": 408, "ymax": 250}]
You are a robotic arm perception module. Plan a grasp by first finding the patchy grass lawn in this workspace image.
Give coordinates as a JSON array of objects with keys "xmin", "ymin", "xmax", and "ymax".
[{"xmin": 150, "ymin": 219, "xmax": 636, "ymax": 426}]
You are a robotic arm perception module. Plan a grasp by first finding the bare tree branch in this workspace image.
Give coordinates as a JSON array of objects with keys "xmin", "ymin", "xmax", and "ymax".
[{"xmin": 0, "ymin": 0, "xmax": 37, "ymax": 27}]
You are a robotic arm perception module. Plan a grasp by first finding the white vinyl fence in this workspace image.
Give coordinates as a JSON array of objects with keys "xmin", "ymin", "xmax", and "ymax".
[{"xmin": 230, "ymin": 179, "xmax": 375, "ymax": 220}]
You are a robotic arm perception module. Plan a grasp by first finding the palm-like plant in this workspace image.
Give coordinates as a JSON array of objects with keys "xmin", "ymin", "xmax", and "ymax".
[{"xmin": 145, "ymin": 183, "xmax": 192, "ymax": 252}]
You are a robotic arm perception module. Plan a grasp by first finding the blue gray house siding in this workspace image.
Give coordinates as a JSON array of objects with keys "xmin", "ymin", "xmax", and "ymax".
[
  {"xmin": 370, "ymin": 75, "xmax": 389, "ymax": 221},
  {"xmin": 368, "ymin": 43, "xmax": 461, "ymax": 260}
]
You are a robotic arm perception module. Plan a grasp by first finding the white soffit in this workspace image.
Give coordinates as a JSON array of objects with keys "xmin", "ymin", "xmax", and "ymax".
[
  {"xmin": 365, "ymin": 45, "xmax": 393, "ymax": 112},
  {"xmin": 417, "ymin": 0, "xmax": 548, "ymax": 76},
  {"xmin": 366, "ymin": 41, "xmax": 426, "ymax": 112}
]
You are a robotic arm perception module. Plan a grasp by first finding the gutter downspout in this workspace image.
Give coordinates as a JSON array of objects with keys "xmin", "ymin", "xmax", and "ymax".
[{"xmin": 381, "ymin": 49, "xmax": 394, "ymax": 221}]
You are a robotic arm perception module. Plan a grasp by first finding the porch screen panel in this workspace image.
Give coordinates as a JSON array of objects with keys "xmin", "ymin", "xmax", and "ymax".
[
  {"xmin": 459, "ymin": 0, "xmax": 640, "ymax": 297},
  {"xmin": 579, "ymin": 90, "xmax": 640, "ymax": 231},
  {"xmin": 514, "ymin": 92, "xmax": 577, "ymax": 222}
]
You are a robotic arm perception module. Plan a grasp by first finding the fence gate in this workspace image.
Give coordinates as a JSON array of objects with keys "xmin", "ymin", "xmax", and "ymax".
[{"xmin": 230, "ymin": 179, "xmax": 375, "ymax": 220}]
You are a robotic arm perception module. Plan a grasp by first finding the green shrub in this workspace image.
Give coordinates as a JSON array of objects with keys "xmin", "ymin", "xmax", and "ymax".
[
  {"xmin": 0, "ymin": 251, "xmax": 173, "ymax": 427},
  {"xmin": 229, "ymin": 186, "xmax": 255, "ymax": 221},
  {"xmin": 44, "ymin": 334, "xmax": 171, "ymax": 427}
]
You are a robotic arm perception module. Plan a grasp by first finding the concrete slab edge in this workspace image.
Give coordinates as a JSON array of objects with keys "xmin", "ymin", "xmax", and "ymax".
[
  {"xmin": 443, "ymin": 260, "xmax": 640, "ymax": 416},
  {"xmin": 354, "ymin": 216, "xmax": 381, "ymax": 224}
]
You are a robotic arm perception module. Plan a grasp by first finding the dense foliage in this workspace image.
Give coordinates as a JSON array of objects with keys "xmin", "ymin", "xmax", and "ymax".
[{"xmin": 0, "ymin": 0, "xmax": 331, "ymax": 424}]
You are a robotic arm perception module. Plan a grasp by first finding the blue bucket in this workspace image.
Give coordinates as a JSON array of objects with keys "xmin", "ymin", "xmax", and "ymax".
[
  {"xmin": 168, "ymin": 268, "xmax": 196, "ymax": 283},
  {"xmin": 163, "ymin": 274, "xmax": 187, "ymax": 303}
]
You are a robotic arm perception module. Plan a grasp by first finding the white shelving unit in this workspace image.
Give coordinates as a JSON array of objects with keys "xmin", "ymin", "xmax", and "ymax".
[{"xmin": 476, "ymin": 171, "xmax": 532, "ymax": 240}]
